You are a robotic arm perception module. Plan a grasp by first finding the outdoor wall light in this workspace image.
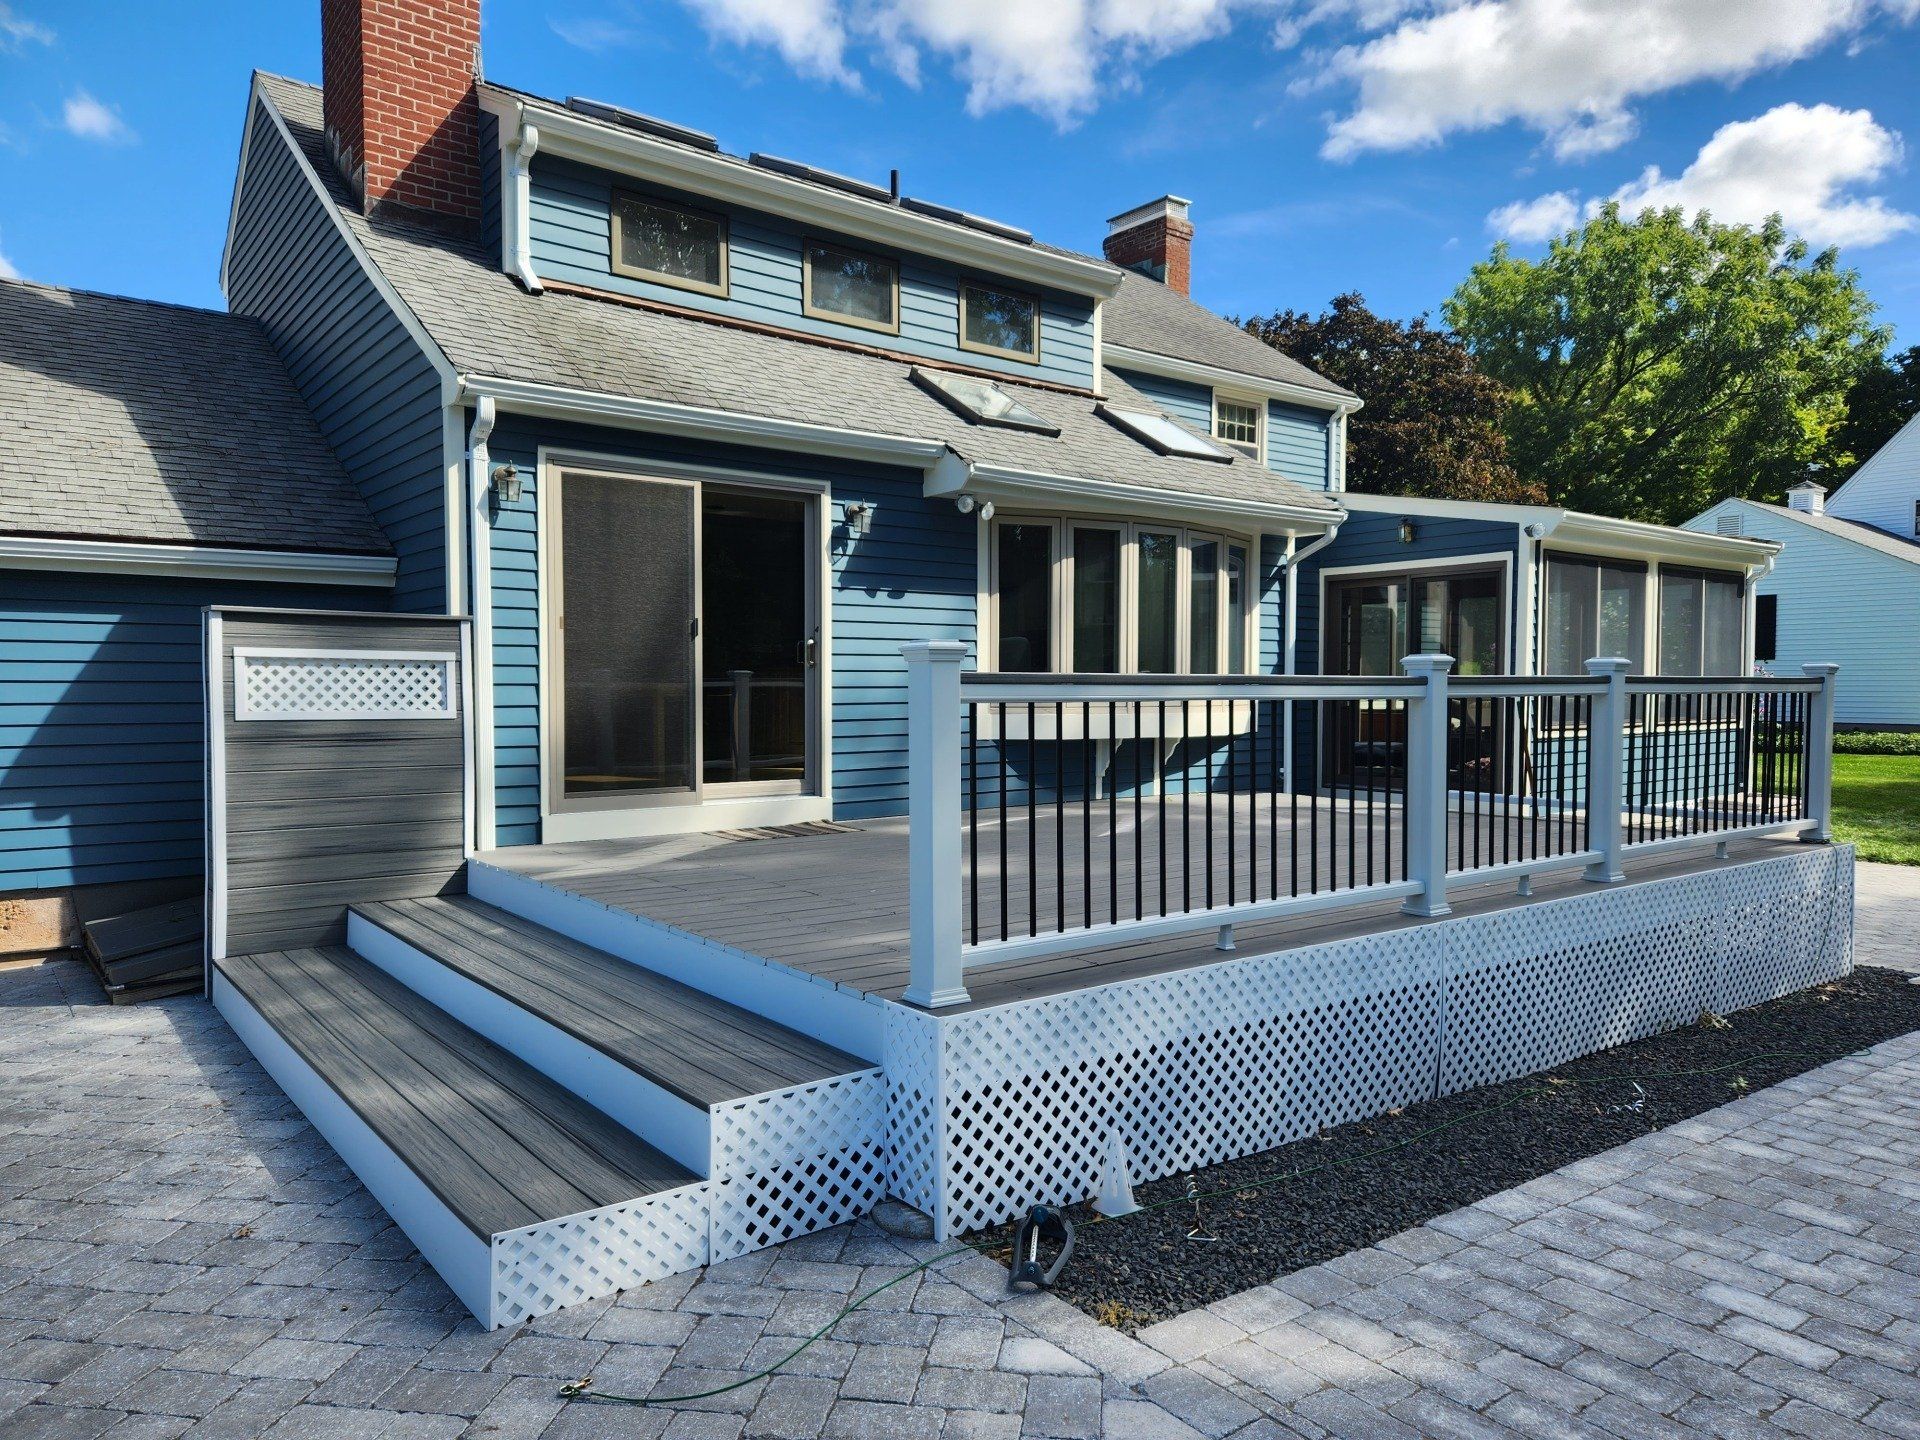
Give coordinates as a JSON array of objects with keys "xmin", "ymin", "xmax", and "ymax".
[
  {"xmin": 845, "ymin": 500, "xmax": 875, "ymax": 536},
  {"xmin": 490, "ymin": 463, "xmax": 523, "ymax": 506},
  {"xmin": 1398, "ymin": 518, "xmax": 1417, "ymax": 545}
]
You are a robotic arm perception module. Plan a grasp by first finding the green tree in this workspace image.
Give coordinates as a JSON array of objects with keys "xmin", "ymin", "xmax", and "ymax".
[
  {"xmin": 1242, "ymin": 293, "xmax": 1541, "ymax": 503},
  {"xmin": 1444, "ymin": 204, "xmax": 1886, "ymax": 526},
  {"xmin": 1833, "ymin": 345, "xmax": 1920, "ymax": 479}
]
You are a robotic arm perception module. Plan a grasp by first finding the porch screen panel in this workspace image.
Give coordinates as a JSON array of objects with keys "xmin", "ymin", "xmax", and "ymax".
[
  {"xmin": 1703, "ymin": 573, "xmax": 1744, "ymax": 674},
  {"xmin": 1545, "ymin": 556, "xmax": 1645, "ymax": 674},
  {"xmin": 561, "ymin": 474, "xmax": 696, "ymax": 797}
]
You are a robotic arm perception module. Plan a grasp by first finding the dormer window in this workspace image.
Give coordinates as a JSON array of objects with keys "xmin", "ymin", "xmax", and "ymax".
[
  {"xmin": 959, "ymin": 283, "xmax": 1041, "ymax": 363},
  {"xmin": 803, "ymin": 240, "xmax": 899, "ymax": 334},
  {"xmin": 610, "ymin": 191, "xmax": 728, "ymax": 297},
  {"xmin": 1213, "ymin": 395, "xmax": 1263, "ymax": 460}
]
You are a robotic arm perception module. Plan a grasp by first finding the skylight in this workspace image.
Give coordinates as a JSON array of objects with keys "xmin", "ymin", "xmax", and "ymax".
[
  {"xmin": 912, "ymin": 368, "xmax": 1061, "ymax": 436},
  {"xmin": 1097, "ymin": 405, "xmax": 1233, "ymax": 462}
]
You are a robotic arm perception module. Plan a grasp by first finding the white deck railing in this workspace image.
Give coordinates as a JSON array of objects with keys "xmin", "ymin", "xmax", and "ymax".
[{"xmin": 900, "ymin": 642, "xmax": 1837, "ymax": 1008}]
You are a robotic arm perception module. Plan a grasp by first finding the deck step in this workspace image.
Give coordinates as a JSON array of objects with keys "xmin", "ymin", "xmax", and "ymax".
[
  {"xmin": 349, "ymin": 895, "xmax": 865, "ymax": 1116},
  {"xmin": 216, "ymin": 946, "xmax": 696, "ymax": 1234}
]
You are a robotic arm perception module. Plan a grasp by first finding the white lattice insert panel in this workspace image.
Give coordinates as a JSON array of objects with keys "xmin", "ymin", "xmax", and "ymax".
[
  {"xmin": 490, "ymin": 1181, "xmax": 710, "ymax": 1330},
  {"xmin": 894, "ymin": 846, "xmax": 1853, "ymax": 1239},
  {"xmin": 234, "ymin": 649, "xmax": 456, "ymax": 721},
  {"xmin": 709, "ymin": 1069, "xmax": 887, "ymax": 1262}
]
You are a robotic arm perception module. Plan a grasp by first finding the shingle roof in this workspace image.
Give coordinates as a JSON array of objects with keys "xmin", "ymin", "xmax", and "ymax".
[
  {"xmin": 1742, "ymin": 501, "xmax": 1920, "ymax": 567},
  {"xmin": 258, "ymin": 75, "xmax": 1341, "ymax": 521},
  {"xmin": 1102, "ymin": 270, "xmax": 1357, "ymax": 401},
  {"xmin": 0, "ymin": 279, "xmax": 390, "ymax": 554}
]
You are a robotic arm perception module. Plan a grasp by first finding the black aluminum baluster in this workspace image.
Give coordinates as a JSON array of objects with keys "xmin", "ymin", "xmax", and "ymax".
[
  {"xmin": 998, "ymin": 705, "xmax": 1009, "ymax": 943},
  {"xmin": 1082, "ymin": 701, "xmax": 1092, "ymax": 931},
  {"xmin": 1158, "ymin": 700, "xmax": 1168, "ymax": 917},
  {"xmin": 1182, "ymin": 701, "xmax": 1192, "ymax": 914},
  {"xmin": 1205, "ymin": 702, "xmax": 1215, "ymax": 910},
  {"xmin": 1108, "ymin": 700, "xmax": 1118, "ymax": 924},
  {"xmin": 1227, "ymin": 701, "xmax": 1238, "ymax": 909},
  {"xmin": 968, "ymin": 701, "xmax": 978, "ymax": 946},
  {"xmin": 1054, "ymin": 701, "xmax": 1065, "ymax": 935},
  {"xmin": 1133, "ymin": 701, "xmax": 1144, "ymax": 921},
  {"xmin": 1027, "ymin": 700, "xmax": 1038, "ymax": 938}
]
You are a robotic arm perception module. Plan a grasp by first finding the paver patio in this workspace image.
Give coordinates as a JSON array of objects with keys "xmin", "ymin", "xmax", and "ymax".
[{"xmin": 1, "ymin": 952, "xmax": 1917, "ymax": 1438}]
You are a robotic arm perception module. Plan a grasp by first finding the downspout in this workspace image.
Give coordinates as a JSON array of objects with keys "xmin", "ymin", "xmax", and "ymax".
[
  {"xmin": 505, "ymin": 122, "xmax": 542, "ymax": 294},
  {"xmin": 1744, "ymin": 552, "xmax": 1776, "ymax": 674},
  {"xmin": 1282, "ymin": 520, "xmax": 1344, "ymax": 791},
  {"xmin": 466, "ymin": 395, "xmax": 498, "ymax": 850}
]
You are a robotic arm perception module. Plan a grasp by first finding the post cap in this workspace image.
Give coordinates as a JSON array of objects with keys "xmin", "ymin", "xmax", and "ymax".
[
  {"xmin": 900, "ymin": 640, "xmax": 970, "ymax": 663},
  {"xmin": 1584, "ymin": 657, "xmax": 1633, "ymax": 674},
  {"xmin": 1401, "ymin": 653, "xmax": 1454, "ymax": 675},
  {"xmin": 1800, "ymin": 662, "xmax": 1840, "ymax": 677}
]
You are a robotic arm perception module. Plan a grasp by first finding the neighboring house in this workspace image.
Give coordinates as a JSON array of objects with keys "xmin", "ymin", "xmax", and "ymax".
[
  {"xmin": 0, "ymin": 283, "xmax": 395, "ymax": 900},
  {"xmin": 1689, "ymin": 462, "xmax": 1920, "ymax": 729}
]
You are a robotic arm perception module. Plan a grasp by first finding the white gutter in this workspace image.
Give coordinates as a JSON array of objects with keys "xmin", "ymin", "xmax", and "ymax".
[
  {"xmin": 936, "ymin": 458, "xmax": 1343, "ymax": 531},
  {"xmin": 504, "ymin": 122, "xmax": 542, "ymax": 294},
  {"xmin": 0, "ymin": 535, "xmax": 396, "ymax": 586},
  {"xmin": 1105, "ymin": 343, "xmax": 1363, "ymax": 416},
  {"xmin": 466, "ymin": 396, "xmax": 499, "ymax": 851},
  {"xmin": 460, "ymin": 374, "xmax": 949, "ymax": 467}
]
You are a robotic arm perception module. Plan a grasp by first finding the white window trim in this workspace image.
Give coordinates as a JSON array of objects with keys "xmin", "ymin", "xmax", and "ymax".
[
  {"xmin": 231, "ymin": 648, "xmax": 459, "ymax": 722},
  {"xmin": 982, "ymin": 512, "xmax": 1258, "ymax": 678},
  {"xmin": 958, "ymin": 282, "xmax": 1042, "ymax": 364},
  {"xmin": 1212, "ymin": 391, "xmax": 1265, "ymax": 463}
]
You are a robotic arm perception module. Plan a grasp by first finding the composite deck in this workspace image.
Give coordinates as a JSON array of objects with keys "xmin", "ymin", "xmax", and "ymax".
[{"xmin": 483, "ymin": 805, "xmax": 1807, "ymax": 1010}]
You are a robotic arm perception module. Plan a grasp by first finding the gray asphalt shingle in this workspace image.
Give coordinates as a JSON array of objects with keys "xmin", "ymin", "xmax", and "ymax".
[
  {"xmin": 259, "ymin": 75, "xmax": 1341, "ymax": 521},
  {"xmin": 1101, "ymin": 269, "xmax": 1358, "ymax": 400},
  {"xmin": 0, "ymin": 279, "xmax": 390, "ymax": 555}
]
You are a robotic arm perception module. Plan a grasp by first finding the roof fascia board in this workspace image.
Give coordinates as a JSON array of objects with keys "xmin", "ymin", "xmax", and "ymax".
[
  {"xmin": 217, "ymin": 74, "xmax": 265, "ymax": 298},
  {"xmin": 936, "ymin": 458, "xmax": 1341, "ymax": 531},
  {"xmin": 1336, "ymin": 491, "xmax": 1557, "ymax": 526},
  {"xmin": 1552, "ymin": 511, "xmax": 1780, "ymax": 570},
  {"xmin": 1104, "ymin": 343, "xmax": 1361, "ymax": 414},
  {"xmin": 461, "ymin": 374, "xmax": 951, "ymax": 468},
  {"xmin": 501, "ymin": 93, "xmax": 1123, "ymax": 302},
  {"xmin": 0, "ymin": 535, "xmax": 397, "ymax": 586}
]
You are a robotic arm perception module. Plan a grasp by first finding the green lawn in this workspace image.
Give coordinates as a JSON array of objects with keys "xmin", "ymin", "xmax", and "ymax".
[{"xmin": 1832, "ymin": 753, "xmax": 1920, "ymax": 865}]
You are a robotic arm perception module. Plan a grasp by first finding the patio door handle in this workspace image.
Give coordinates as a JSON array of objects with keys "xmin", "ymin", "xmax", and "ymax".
[{"xmin": 797, "ymin": 635, "xmax": 818, "ymax": 668}]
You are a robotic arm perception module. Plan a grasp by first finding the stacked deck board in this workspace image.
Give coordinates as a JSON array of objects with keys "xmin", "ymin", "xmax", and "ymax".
[{"xmin": 80, "ymin": 897, "xmax": 202, "ymax": 1003}]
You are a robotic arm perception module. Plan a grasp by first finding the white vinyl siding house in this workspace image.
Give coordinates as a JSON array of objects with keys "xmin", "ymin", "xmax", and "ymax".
[
  {"xmin": 1687, "ymin": 497, "xmax": 1920, "ymax": 728},
  {"xmin": 1826, "ymin": 412, "xmax": 1920, "ymax": 540}
]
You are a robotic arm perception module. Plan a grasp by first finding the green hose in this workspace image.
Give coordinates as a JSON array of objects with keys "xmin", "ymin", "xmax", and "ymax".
[{"xmin": 559, "ymin": 1045, "xmax": 1831, "ymax": 1408}]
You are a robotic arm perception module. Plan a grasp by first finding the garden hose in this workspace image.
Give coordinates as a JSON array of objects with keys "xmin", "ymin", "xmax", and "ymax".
[{"xmin": 558, "ymin": 1044, "xmax": 1833, "ymax": 1409}]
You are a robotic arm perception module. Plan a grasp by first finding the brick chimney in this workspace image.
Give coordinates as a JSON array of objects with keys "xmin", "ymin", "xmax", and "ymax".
[
  {"xmin": 1104, "ymin": 195, "xmax": 1193, "ymax": 295},
  {"xmin": 322, "ymin": 0, "xmax": 482, "ymax": 222},
  {"xmin": 1787, "ymin": 479, "xmax": 1827, "ymax": 515}
]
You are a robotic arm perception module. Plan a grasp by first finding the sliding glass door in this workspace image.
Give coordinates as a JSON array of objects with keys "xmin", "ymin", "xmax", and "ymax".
[{"xmin": 550, "ymin": 468, "xmax": 818, "ymax": 814}]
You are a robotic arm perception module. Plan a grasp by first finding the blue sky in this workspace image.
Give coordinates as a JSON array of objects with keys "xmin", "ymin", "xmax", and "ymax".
[{"xmin": 3, "ymin": 0, "xmax": 1918, "ymax": 349}]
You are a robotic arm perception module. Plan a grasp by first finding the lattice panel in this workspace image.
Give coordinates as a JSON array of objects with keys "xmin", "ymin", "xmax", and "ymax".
[
  {"xmin": 1712, "ymin": 846, "xmax": 1853, "ymax": 1013},
  {"xmin": 490, "ymin": 1182, "xmax": 710, "ymax": 1330},
  {"xmin": 235, "ymin": 650, "xmax": 455, "ymax": 721},
  {"xmin": 883, "ymin": 1010, "xmax": 945, "ymax": 1226},
  {"xmin": 710, "ymin": 1069, "xmax": 887, "ymax": 1262},
  {"xmin": 934, "ymin": 930, "xmax": 1445, "ymax": 1235}
]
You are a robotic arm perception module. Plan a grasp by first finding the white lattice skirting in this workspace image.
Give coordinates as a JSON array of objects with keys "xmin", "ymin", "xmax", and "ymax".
[
  {"xmin": 884, "ymin": 845, "xmax": 1854, "ymax": 1237},
  {"xmin": 491, "ymin": 1182, "xmax": 712, "ymax": 1330}
]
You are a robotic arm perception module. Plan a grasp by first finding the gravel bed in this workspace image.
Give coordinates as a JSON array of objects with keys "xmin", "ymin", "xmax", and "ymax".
[{"xmin": 972, "ymin": 965, "xmax": 1920, "ymax": 1331}]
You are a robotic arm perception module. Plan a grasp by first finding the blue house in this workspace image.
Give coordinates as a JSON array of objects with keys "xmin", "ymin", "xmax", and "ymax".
[{"xmin": 0, "ymin": 0, "xmax": 1851, "ymax": 1329}]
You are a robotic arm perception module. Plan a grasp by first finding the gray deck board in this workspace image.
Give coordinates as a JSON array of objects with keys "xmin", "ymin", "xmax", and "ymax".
[
  {"xmin": 355, "ymin": 896, "xmax": 864, "ymax": 1105},
  {"xmin": 486, "ymin": 810, "xmax": 1808, "ymax": 1011},
  {"xmin": 217, "ymin": 946, "xmax": 695, "ymax": 1238}
]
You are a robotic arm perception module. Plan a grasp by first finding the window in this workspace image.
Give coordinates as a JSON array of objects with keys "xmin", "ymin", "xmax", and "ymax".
[
  {"xmin": 910, "ymin": 368, "xmax": 1060, "ymax": 435},
  {"xmin": 610, "ymin": 192, "xmax": 727, "ymax": 296},
  {"xmin": 990, "ymin": 518, "xmax": 1253, "ymax": 676},
  {"xmin": 959, "ymin": 283, "xmax": 1040, "ymax": 361},
  {"xmin": 1213, "ymin": 396, "xmax": 1262, "ymax": 459},
  {"xmin": 1755, "ymin": 593, "xmax": 1778, "ymax": 662},
  {"xmin": 803, "ymin": 240, "xmax": 897, "ymax": 333},
  {"xmin": 1097, "ymin": 405, "xmax": 1234, "ymax": 462},
  {"xmin": 1658, "ymin": 567, "xmax": 1744, "ymax": 675},
  {"xmin": 1913, "ymin": 499, "xmax": 1919, "ymax": 537},
  {"xmin": 994, "ymin": 522, "xmax": 1055, "ymax": 672},
  {"xmin": 1544, "ymin": 555, "xmax": 1646, "ymax": 674}
]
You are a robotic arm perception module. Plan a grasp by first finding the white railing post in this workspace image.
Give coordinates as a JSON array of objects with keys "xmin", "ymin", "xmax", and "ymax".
[
  {"xmin": 1400, "ymin": 654, "xmax": 1453, "ymax": 917},
  {"xmin": 901, "ymin": 641, "xmax": 970, "ymax": 1009},
  {"xmin": 1583, "ymin": 657, "xmax": 1630, "ymax": 883},
  {"xmin": 1801, "ymin": 663, "xmax": 1839, "ymax": 842}
]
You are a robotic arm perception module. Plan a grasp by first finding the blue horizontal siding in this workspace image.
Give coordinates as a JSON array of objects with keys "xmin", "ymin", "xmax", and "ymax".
[
  {"xmin": 0, "ymin": 571, "xmax": 360, "ymax": 894},
  {"xmin": 1268, "ymin": 402, "xmax": 1331, "ymax": 489},
  {"xmin": 227, "ymin": 98, "xmax": 448, "ymax": 613},
  {"xmin": 528, "ymin": 155, "xmax": 1096, "ymax": 390},
  {"xmin": 482, "ymin": 417, "xmax": 975, "ymax": 844},
  {"xmin": 1112, "ymin": 367, "xmax": 1212, "ymax": 434}
]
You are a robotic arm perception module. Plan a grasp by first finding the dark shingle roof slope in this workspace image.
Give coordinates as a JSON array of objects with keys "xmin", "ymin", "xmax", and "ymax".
[
  {"xmin": 0, "ymin": 279, "xmax": 390, "ymax": 554},
  {"xmin": 256, "ymin": 75, "xmax": 1341, "ymax": 520},
  {"xmin": 1103, "ymin": 270, "xmax": 1356, "ymax": 401}
]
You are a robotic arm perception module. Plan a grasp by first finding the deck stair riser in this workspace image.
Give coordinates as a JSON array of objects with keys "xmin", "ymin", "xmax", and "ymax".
[{"xmin": 345, "ymin": 909, "xmax": 712, "ymax": 1173}]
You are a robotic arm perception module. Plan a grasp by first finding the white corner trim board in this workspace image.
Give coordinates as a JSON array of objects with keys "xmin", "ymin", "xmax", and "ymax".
[{"xmin": 0, "ymin": 535, "xmax": 397, "ymax": 587}]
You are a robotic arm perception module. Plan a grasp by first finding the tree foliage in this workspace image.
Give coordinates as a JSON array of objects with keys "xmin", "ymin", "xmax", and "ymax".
[
  {"xmin": 1833, "ymin": 345, "xmax": 1920, "ymax": 480},
  {"xmin": 1242, "ymin": 293, "xmax": 1541, "ymax": 503},
  {"xmin": 1444, "ymin": 205, "xmax": 1886, "ymax": 527}
]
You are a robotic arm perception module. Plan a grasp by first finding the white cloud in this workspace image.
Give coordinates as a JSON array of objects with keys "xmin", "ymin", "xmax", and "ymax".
[
  {"xmin": 1488, "ymin": 103, "xmax": 1919, "ymax": 248},
  {"xmin": 0, "ymin": 230, "xmax": 19, "ymax": 282},
  {"xmin": 62, "ymin": 91, "xmax": 133, "ymax": 144},
  {"xmin": 0, "ymin": 3, "xmax": 52, "ymax": 51},
  {"xmin": 675, "ymin": 0, "xmax": 1257, "ymax": 123},
  {"xmin": 1321, "ymin": 0, "xmax": 1915, "ymax": 160}
]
